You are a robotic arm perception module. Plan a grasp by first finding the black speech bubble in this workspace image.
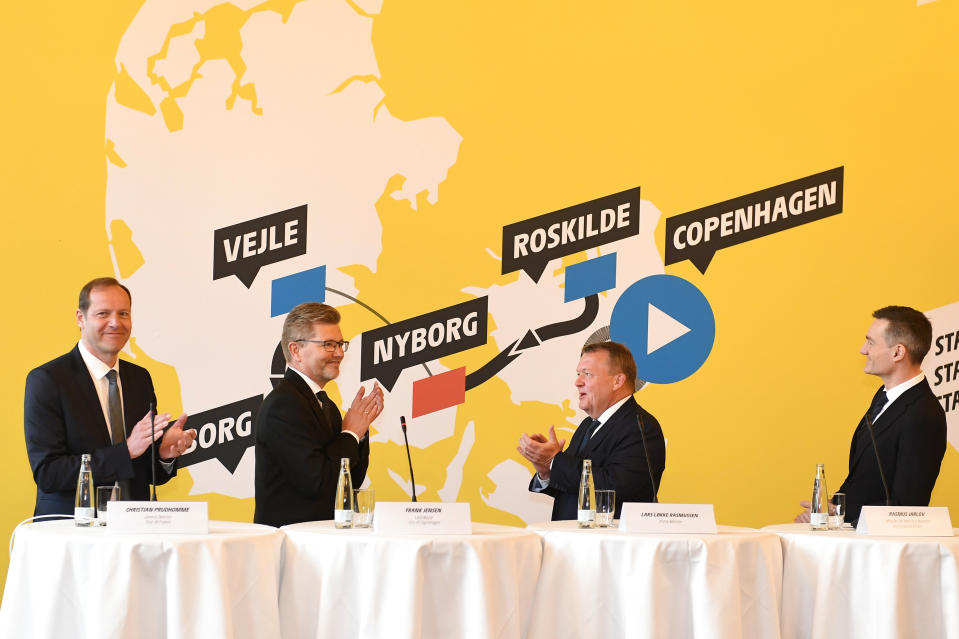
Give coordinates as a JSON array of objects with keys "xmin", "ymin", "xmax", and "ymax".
[
  {"xmin": 665, "ymin": 167, "xmax": 844, "ymax": 274},
  {"xmin": 361, "ymin": 297, "xmax": 488, "ymax": 391},
  {"xmin": 502, "ymin": 187, "xmax": 641, "ymax": 282},
  {"xmin": 213, "ymin": 205, "xmax": 308, "ymax": 288},
  {"xmin": 177, "ymin": 394, "xmax": 262, "ymax": 473}
]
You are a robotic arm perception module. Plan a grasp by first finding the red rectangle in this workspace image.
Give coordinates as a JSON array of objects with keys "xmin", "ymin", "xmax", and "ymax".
[{"xmin": 411, "ymin": 367, "xmax": 466, "ymax": 418}]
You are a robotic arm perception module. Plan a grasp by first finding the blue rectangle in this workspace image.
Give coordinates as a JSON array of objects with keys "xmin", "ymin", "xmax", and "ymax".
[
  {"xmin": 564, "ymin": 253, "xmax": 616, "ymax": 302},
  {"xmin": 271, "ymin": 266, "xmax": 327, "ymax": 316}
]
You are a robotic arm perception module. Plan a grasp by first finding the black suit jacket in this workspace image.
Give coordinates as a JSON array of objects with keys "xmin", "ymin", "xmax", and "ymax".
[
  {"xmin": 529, "ymin": 396, "xmax": 665, "ymax": 520},
  {"xmin": 839, "ymin": 379, "xmax": 946, "ymax": 524},
  {"xmin": 24, "ymin": 346, "xmax": 176, "ymax": 517},
  {"xmin": 253, "ymin": 368, "xmax": 370, "ymax": 527}
]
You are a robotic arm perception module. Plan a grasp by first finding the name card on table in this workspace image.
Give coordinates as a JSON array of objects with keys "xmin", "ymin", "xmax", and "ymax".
[
  {"xmin": 373, "ymin": 502, "xmax": 472, "ymax": 535},
  {"xmin": 107, "ymin": 501, "xmax": 209, "ymax": 534},
  {"xmin": 856, "ymin": 506, "xmax": 953, "ymax": 537},
  {"xmin": 619, "ymin": 503, "xmax": 718, "ymax": 534}
]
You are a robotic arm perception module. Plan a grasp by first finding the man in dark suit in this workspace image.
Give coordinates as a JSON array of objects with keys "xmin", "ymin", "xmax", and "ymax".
[
  {"xmin": 24, "ymin": 278, "xmax": 196, "ymax": 518},
  {"xmin": 254, "ymin": 302, "xmax": 383, "ymax": 527},
  {"xmin": 518, "ymin": 341, "xmax": 665, "ymax": 520},
  {"xmin": 797, "ymin": 306, "xmax": 947, "ymax": 524}
]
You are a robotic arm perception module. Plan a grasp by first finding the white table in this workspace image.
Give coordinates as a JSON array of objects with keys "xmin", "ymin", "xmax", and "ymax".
[
  {"xmin": 0, "ymin": 520, "xmax": 284, "ymax": 639},
  {"xmin": 526, "ymin": 522, "xmax": 784, "ymax": 639},
  {"xmin": 766, "ymin": 523, "xmax": 959, "ymax": 639},
  {"xmin": 278, "ymin": 521, "xmax": 543, "ymax": 639}
]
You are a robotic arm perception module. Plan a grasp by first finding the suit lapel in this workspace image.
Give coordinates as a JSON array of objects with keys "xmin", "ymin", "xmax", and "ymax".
[
  {"xmin": 580, "ymin": 397, "xmax": 635, "ymax": 455},
  {"xmin": 70, "ymin": 346, "xmax": 112, "ymax": 445},
  {"xmin": 849, "ymin": 381, "xmax": 926, "ymax": 470},
  {"xmin": 285, "ymin": 368, "xmax": 332, "ymax": 434}
]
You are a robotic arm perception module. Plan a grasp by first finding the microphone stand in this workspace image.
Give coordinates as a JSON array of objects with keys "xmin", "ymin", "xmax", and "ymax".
[
  {"xmin": 637, "ymin": 412, "xmax": 658, "ymax": 503},
  {"xmin": 865, "ymin": 414, "xmax": 891, "ymax": 506},
  {"xmin": 400, "ymin": 416, "xmax": 417, "ymax": 502},
  {"xmin": 149, "ymin": 402, "xmax": 157, "ymax": 501}
]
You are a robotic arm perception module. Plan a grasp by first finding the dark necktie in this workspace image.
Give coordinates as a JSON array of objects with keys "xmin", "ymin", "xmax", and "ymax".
[
  {"xmin": 575, "ymin": 419, "xmax": 602, "ymax": 456},
  {"xmin": 105, "ymin": 370, "xmax": 125, "ymax": 445},
  {"xmin": 867, "ymin": 388, "xmax": 888, "ymax": 423},
  {"xmin": 106, "ymin": 370, "xmax": 133, "ymax": 499},
  {"xmin": 315, "ymin": 390, "xmax": 340, "ymax": 428}
]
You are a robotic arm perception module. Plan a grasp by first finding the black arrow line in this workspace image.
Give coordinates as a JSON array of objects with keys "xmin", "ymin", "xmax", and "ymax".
[
  {"xmin": 465, "ymin": 340, "xmax": 522, "ymax": 391},
  {"xmin": 534, "ymin": 294, "xmax": 599, "ymax": 342}
]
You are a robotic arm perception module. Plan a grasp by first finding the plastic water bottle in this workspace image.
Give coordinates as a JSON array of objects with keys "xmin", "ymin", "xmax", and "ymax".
[
  {"xmin": 578, "ymin": 459, "xmax": 596, "ymax": 528},
  {"xmin": 75, "ymin": 454, "xmax": 95, "ymax": 527},
  {"xmin": 810, "ymin": 463, "xmax": 829, "ymax": 531},
  {"xmin": 334, "ymin": 458, "xmax": 354, "ymax": 529}
]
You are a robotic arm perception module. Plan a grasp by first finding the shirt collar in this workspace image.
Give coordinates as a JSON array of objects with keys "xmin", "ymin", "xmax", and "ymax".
[
  {"xmin": 594, "ymin": 395, "xmax": 631, "ymax": 425},
  {"xmin": 77, "ymin": 340, "xmax": 120, "ymax": 381},
  {"xmin": 884, "ymin": 372, "xmax": 925, "ymax": 405},
  {"xmin": 288, "ymin": 365, "xmax": 323, "ymax": 395}
]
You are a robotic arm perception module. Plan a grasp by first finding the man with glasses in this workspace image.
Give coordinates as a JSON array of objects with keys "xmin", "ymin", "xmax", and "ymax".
[{"xmin": 254, "ymin": 302, "xmax": 384, "ymax": 527}]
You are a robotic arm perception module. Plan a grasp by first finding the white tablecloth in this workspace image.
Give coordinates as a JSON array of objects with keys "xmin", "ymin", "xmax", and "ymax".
[
  {"xmin": 278, "ymin": 521, "xmax": 543, "ymax": 639},
  {"xmin": 0, "ymin": 520, "xmax": 283, "ymax": 639},
  {"xmin": 526, "ymin": 522, "xmax": 783, "ymax": 639},
  {"xmin": 766, "ymin": 523, "xmax": 959, "ymax": 639}
]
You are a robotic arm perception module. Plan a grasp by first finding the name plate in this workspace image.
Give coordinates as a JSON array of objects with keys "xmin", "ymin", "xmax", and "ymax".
[
  {"xmin": 107, "ymin": 501, "xmax": 209, "ymax": 534},
  {"xmin": 373, "ymin": 502, "xmax": 472, "ymax": 535},
  {"xmin": 619, "ymin": 503, "xmax": 718, "ymax": 534},
  {"xmin": 856, "ymin": 506, "xmax": 953, "ymax": 537}
]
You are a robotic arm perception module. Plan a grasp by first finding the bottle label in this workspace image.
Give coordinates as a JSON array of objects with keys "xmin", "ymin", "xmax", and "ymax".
[
  {"xmin": 74, "ymin": 507, "xmax": 94, "ymax": 521},
  {"xmin": 334, "ymin": 509, "xmax": 353, "ymax": 524},
  {"xmin": 810, "ymin": 512, "xmax": 828, "ymax": 526},
  {"xmin": 577, "ymin": 509, "xmax": 595, "ymax": 523}
]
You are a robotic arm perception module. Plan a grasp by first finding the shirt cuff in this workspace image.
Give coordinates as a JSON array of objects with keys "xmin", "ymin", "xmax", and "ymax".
[
  {"xmin": 532, "ymin": 474, "xmax": 550, "ymax": 491},
  {"xmin": 159, "ymin": 458, "xmax": 176, "ymax": 474},
  {"xmin": 344, "ymin": 430, "xmax": 360, "ymax": 444}
]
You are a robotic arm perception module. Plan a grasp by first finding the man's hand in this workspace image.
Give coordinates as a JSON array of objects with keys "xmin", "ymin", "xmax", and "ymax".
[
  {"xmin": 126, "ymin": 410, "xmax": 170, "ymax": 459},
  {"xmin": 159, "ymin": 414, "xmax": 195, "ymax": 460},
  {"xmin": 342, "ymin": 382, "xmax": 384, "ymax": 439},
  {"xmin": 793, "ymin": 499, "xmax": 836, "ymax": 523},
  {"xmin": 517, "ymin": 425, "xmax": 566, "ymax": 480}
]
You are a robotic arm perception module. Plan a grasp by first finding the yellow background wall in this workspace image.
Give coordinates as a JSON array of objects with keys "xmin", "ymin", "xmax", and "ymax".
[{"xmin": 2, "ymin": 0, "xmax": 957, "ymax": 593}]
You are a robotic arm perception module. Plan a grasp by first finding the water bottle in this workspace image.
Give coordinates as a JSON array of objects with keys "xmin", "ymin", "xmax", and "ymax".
[
  {"xmin": 334, "ymin": 458, "xmax": 354, "ymax": 529},
  {"xmin": 577, "ymin": 459, "xmax": 596, "ymax": 528},
  {"xmin": 75, "ymin": 454, "xmax": 95, "ymax": 527},
  {"xmin": 810, "ymin": 463, "xmax": 829, "ymax": 531}
]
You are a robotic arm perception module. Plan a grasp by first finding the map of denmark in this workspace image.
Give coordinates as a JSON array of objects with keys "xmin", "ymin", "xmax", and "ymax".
[{"xmin": 103, "ymin": 0, "xmax": 668, "ymax": 522}]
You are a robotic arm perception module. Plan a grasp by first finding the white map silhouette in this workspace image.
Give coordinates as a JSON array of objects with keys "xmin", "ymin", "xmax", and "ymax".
[
  {"xmin": 105, "ymin": 0, "xmax": 461, "ymax": 497},
  {"xmin": 103, "ymin": 0, "xmax": 671, "ymax": 520}
]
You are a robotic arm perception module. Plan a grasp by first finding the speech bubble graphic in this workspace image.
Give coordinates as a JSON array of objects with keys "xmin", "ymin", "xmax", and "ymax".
[
  {"xmin": 178, "ymin": 394, "xmax": 263, "ymax": 473},
  {"xmin": 502, "ymin": 187, "xmax": 640, "ymax": 282},
  {"xmin": 361, "ymin": 297, "xmax": 488, "ymax": 391},
  {"xmin": 213, "ymin": 204, "xmax": 308, "ymax": 288},
  {"xmin": 665, "ymin": 167, "xmax": 843, "ymax": 273}
]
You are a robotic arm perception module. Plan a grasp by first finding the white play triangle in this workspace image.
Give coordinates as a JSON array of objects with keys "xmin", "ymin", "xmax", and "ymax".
[{"xmin": 647, "ymin": 303, "xmax": 691, "ymax": 354}]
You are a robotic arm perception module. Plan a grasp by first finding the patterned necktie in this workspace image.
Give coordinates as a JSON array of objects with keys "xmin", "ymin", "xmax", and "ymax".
[
  {"xmin": 575, "ymin": 419, "xmax": 602, "ymax": 456},
  {"xmin": 105, "ymin": 370, "xmax": 125, "ymax": 445},
  {"xmin": 867, "ymin": 388, "xmax": 888, "ymax": 423}
]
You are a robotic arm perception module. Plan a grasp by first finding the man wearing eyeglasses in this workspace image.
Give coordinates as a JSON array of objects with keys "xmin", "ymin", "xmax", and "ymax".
[{"xmin": 254, "ymin": 302, "xmax": 384, "ymax": 527}]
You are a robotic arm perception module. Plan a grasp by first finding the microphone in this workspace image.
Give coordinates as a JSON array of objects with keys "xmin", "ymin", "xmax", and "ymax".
[
  {"xmin": 865, "ymin": 413, "xmax": 891, "ymax": 506},
  {"xmin": 149, "ymin": 401, "xmax": 157, "ymax": 501},
  {"xmin": 400, "ymin": 416, "xmax": 417, "ymax": 502},
  {"xmin": 637, "ymin": 412, "xmax": 658, "ymax": 503}
]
